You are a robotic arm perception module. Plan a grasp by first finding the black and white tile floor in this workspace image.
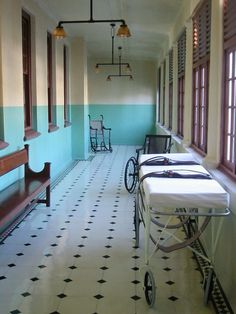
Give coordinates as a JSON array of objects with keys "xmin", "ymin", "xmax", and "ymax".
[{"xmin": 0, "ymin": 146, "xmax": 215, "ymax": 313}]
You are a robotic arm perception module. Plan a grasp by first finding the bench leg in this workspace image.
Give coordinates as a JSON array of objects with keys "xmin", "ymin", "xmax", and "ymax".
[{"xmin": 46, "ymin": 185, "xmax": 51, "ymax": 207}]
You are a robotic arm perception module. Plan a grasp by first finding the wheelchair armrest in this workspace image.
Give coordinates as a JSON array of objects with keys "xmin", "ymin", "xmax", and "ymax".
[
  {"xmin": 136, "ymin": 146, "xmax": 145, "ymax": 160},
  {"xmin": 136, "ymin": 146, "xmax": 144, "ymax": 153},
  {"xmin": 90, "ymin": 126, "xmax": 98, "ymax": 130},
  {"xmin": 103, "ymin": 126, "xmax": 111, "ymax": 131}
]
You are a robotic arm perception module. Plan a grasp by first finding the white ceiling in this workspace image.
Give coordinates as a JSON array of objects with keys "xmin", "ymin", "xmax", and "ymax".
[{"xmin": 36, "ymin": 0, "xmax": 185, "ymax": 62}]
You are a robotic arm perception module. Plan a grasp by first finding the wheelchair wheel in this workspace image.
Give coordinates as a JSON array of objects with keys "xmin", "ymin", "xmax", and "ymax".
[
  {"xmin": 144, "ymin": 270, "xmax": 156, "ymax": 307},
  {"xmin": 124, "ymin": 157, "xmax": 138, "ymax": 193}
]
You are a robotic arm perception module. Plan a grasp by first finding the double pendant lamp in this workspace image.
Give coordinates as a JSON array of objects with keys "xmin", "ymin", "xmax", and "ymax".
[
  {"xmin": 106, "ymin": 46, "xmax": 133, "ymax": 81},
  {"xmin": 95, "ymin": 23, "xmax": 132, "ymax": 81},
  {"xmin": 52, "ymin": 0, "xmax": 131, "ymax": 39}
]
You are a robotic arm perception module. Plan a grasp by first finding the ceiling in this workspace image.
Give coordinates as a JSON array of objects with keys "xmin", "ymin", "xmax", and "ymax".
[{"xmin": 36, "ymin": 0, "xmax": 185, "ymax": 62}]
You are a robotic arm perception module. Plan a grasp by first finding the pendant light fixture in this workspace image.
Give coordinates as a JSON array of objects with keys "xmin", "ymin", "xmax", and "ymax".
[
  {"xmin": 53, "ymin": 0, "xmax": 131, "ymax": 39},
  {"xmin": 95, "ymin": 24, "xmax": 132, "ymax": 74},
  {"xmin": 106, "ymin": 46, "xmax": 133, "ymax": 81}
]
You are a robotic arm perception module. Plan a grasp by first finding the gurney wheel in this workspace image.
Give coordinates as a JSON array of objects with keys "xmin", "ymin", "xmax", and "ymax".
[
  {"xmin": 203, "ymin": 268, "xmax": 214, "ymax": 305},
  {"xmin": 144, "ymin": 270, "xmax": 156, "ymax": 307},
  {"xmin": 124, "ymin": 157, "xmax": 138, "ymax": 193}
]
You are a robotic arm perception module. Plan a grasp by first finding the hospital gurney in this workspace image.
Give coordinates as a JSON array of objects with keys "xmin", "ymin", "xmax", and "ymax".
[{"xmin": 135, "ymin": 153, "xmax": 230, "ymax": 307}]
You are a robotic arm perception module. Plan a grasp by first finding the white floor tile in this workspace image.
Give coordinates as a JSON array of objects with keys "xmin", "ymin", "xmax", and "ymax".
[{"xmin": 0, "ymin": 146, "xmax": 217, "ymax": 314}]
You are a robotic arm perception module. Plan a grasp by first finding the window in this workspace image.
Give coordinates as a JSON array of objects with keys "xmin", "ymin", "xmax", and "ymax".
[
  {"xmin": 221, "ymin": 0, "xmax": 236, "ymax": 177},
  {"xmin": 47, "ymin": 32, "xmax": 58, "ymax": 132},
  {"xmin": 162, "ymin": 61, "xmax": 166, "ymax": 125},
  {"xmin": 22, "ymin": 10, "xmax": 39, "ymax": 141},
  {"xmin": 169, "ymin": 49, "xmax": 173, "ymax": 130},
  {"xmin": 22, "ymin": 11, "xmax": 32, "ymax": 133},
  {"xmin": 177, "ymin": 29, "xmax": 186, "ymax": 138},
  {"xmin": 192, "ymin": 0, "xmax": 211, "ymax": 154},
  {"xmin": 47, "ymin": 32, "xmax": 53, "ymax": 129},
  {"xmin": 192, "ymin": 64, "xmax": 208, "ymax": 152},
  {"xmin": 157, "ymin": 67, "xmax": 161, "ymax": 123},
  {"xmin": 63, "ymin": 45, "xmax": 71, "ymax": 127}
]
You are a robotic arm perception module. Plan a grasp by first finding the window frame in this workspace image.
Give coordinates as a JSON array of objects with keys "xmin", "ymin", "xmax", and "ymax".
[
  {"xmin": 177, "ymin": 76, "xmax": 185, "ymax": 138},
  {"xmin": 22, "ymin": 11, "xmax": 32, "ymax": 132},
  {"xmin": 47, "ymin": 31, "xmax": 59, "ymax": 133},
  {"xmin": 168, "ymin": 49, "xmax": 173, "ymax": 130},
  {"xmin": 157, "ymin": 67, "xmax": 161, "ymax": 123},
  {"xmin": 162, "ymin": 61, "xmax": 166, "ymax": 126},
  {"xmin": 177, "ymin": 29, "xmax": 186, "ymax": 138},
  {"xmin": 220, "ymin": 0, "xmax": 236, "ymax": 178},
  {"xmin": 192, "ymin": 62, "xmax": 209, "ymax": 154},
  {"xmin": 191, "ymin": 0, "xmax": 211, "ymax": 155},
  {"xmin": 63, "ymin": 45, "xmax": 71, "ymax": 127},
  {"xmin": 22, "ymin": 10, "xmax": 40, "ymax": 141}
]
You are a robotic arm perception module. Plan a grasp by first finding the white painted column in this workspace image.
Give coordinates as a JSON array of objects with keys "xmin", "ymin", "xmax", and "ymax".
[
  {"xmin": 204, "ymin": 0, "xmax": 223, "ymax": 167},
  {"xmin": 183, "ymin": 19, "xmax": 193, "ymax": 147},
  {"xmin": 70, "ymin": 37, "xmax": 89, "ymax": 159}
]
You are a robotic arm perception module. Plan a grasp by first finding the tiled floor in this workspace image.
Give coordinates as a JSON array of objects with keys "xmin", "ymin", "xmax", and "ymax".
[{"xmin": 0, "ymin": 145, "xmax": 215, "ymax": 314}]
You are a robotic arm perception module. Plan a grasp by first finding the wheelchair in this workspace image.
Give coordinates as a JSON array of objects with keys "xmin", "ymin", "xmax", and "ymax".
[
  {"xmin": 88, "ymin": 115, "xmax": 112, "ymax": 152},
  {"xmin": 124, "ymin": 134, "xmax": 172, "ymax": 193}
]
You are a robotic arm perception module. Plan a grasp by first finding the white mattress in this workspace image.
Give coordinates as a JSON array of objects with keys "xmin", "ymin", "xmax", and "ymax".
[
  {"xmin": 139, "ymin": 153, "xmax": 198, "ymax": 164},
  {"xmin": 139, "ymin": 163, "xmax": 229, "ymax": 210}
]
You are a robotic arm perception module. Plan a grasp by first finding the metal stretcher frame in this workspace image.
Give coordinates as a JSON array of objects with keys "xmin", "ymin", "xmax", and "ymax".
[{"xmin": 134, "ymin": 154, "xmax": 230, "ymax": 307}]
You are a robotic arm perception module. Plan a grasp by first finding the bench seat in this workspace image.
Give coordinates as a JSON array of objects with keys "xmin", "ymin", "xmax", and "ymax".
[
  {"xmin": 0, "ymin": 145, "xmax": 50, "ymax": 234},
  {"xmin": 0, "ymin": 176, "xmax": 50, "ymax": 230}
]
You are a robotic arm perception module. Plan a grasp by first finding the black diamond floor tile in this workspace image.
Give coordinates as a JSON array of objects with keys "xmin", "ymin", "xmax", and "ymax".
[
  {"xmin": 131, "ymin": 295, "xmax": 141, "ymax": 301},
  {"xmin": 94, "ymin": 294, "xmax": 104, "ymax": 300},
  {"xmin": 168, "ymin": 296, "xmax": 178, "ymax": 301},
  {"xmin": 57, "ymin": 293, "xmax": 67, "ymax": 298}
]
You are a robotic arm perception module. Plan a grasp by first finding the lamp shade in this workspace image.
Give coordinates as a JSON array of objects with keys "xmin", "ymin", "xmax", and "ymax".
[
  {"xmin": 117, "ymin": 24, "xmax": 131, "ymax": 37},
  {"xmin": 53, "ymin": 26, "xmax": 67, "ymax": 39}
]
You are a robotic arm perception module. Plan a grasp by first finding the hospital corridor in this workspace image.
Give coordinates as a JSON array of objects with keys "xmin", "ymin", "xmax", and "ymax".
[
  {"xmin": 0, "ymin": 146, "xmax": 229, "ymax": 314},
  {"xmin": 0, "ymin": 0, "xmax": 236, "ymax": 313}
]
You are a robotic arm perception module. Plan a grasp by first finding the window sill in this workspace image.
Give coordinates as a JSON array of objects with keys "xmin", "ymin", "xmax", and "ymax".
[
  {"xmin": 0, "ymin": 140, "xmax": 9, "ymax": 150},
  {"xmin": 48, "ymin": 124, "xmax": 59, "ymax": 133},
  {"xmin": 24, "ymin": 129, "xmax": 41, "ymax": 141},
  {"xmin": 64, "ymin": 121, "xmax": 72, "ymax": 128}
]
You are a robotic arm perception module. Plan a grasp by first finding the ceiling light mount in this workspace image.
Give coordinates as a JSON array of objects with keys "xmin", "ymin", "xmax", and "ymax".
[
  {"xmin": 53, "ymin": 0, "xmax": 131, "ymax": 39},
  {"xmin": 95, "ymin": 24, "xmax": 132, "ymax": 72}
]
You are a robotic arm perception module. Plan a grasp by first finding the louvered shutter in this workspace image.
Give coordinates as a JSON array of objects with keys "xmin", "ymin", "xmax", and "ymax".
[
  {"xmin": 169, "ymin": 49, "xmax": 173, "ymax": 83},
  {"xmin": 178, "ymin": 29, "xmax": 186, "ymax": 77},
  {"xmin": 193, "ymin": 0, "xmax": 211, "ymax": 64},
  {"xmin": 223, "ymin": 0, "xmax": 236, "ymax": 44}
]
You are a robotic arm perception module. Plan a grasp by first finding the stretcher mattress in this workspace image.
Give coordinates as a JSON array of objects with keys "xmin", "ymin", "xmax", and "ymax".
[
  {"xmin": 139, "ymin": 161, "xmax": 229, "ymax": 210},
  {"xmin": 139, "ymin": 153, "xmax": 198, "ymax": 164}
]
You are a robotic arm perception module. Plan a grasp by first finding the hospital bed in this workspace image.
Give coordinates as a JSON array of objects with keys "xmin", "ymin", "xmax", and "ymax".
[{"xmin": 135, "ymin": 153, "xmax": 230, "ymax": 307}]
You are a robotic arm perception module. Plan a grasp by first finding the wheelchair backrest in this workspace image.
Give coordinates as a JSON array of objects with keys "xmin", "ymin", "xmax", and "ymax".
[{"xmin": 144, "ymin": 134, "xmax": 172, "ymax": 154}]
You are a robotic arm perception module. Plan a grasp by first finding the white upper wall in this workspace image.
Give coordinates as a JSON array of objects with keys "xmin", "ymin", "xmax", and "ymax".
[
  {"xmin": 0, "ymin": 0, "xmax": 72, "ymax": 107},
  {"xmin": 87, "ymin": 59, "xmax": 157, "ymax": 105}
]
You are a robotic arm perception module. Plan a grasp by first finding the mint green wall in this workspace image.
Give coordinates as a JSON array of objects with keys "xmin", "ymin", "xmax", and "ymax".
[
  {"xmin": 71, "ymin": 104, "xmax": 89, "ymax": 160},
  {"xmin": 88, "ymin": 104, "xmax": 156, "ymax": 145},
  {"xmin": 0, "ymin": 106, "xmax": 73, "ymax": 190}
]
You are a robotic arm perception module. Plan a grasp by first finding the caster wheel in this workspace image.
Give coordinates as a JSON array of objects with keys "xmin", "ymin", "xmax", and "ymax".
[{"xmin": 144, "ymin": 270, "xmax": 156, "ymax": 307}]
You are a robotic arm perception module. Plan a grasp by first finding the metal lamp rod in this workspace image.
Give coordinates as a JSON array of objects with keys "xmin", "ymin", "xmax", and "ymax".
[{"xmin": 58, "ymin": 0, "xmax": 126, "ymax": 27}]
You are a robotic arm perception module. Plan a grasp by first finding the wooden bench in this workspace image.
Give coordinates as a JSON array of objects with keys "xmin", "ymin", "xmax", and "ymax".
[{"xmin": 0, "ymin": 144, "xmax": 50, "ymax": 233}]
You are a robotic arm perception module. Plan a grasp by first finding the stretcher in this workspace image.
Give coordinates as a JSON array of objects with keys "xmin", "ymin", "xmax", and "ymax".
[{"xmin": 135, "ymin": 153, "xmax": 230, "ymax": 306}]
